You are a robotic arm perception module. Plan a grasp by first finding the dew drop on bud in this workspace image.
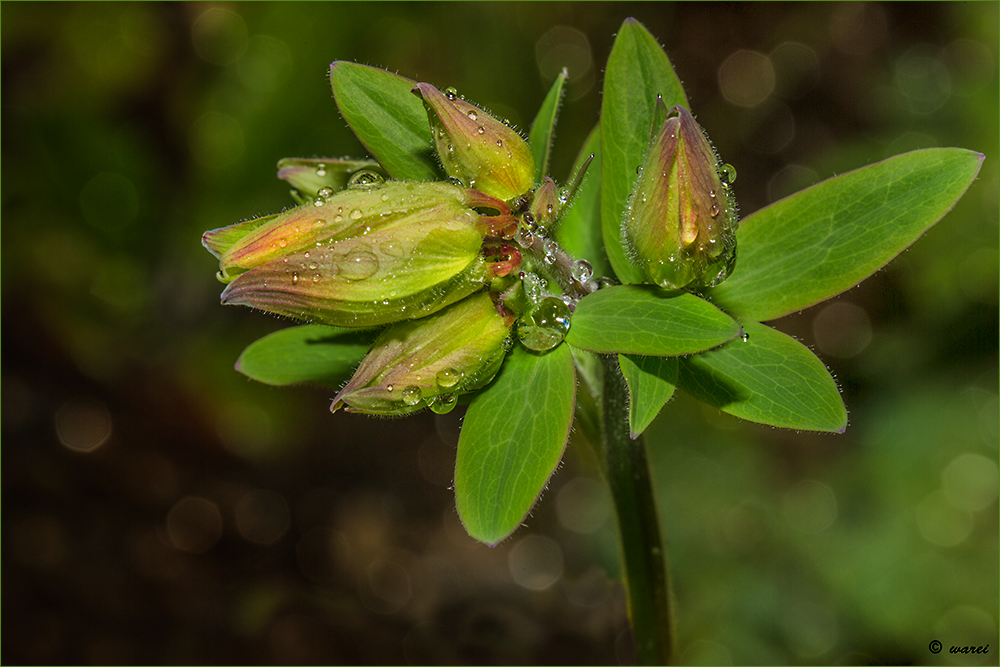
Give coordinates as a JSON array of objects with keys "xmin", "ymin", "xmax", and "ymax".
[
  {"xmin": 436, "ymin": 367, "xmax": 462, "ymax": 389},
  {"xmin": 347, "ymin": 170, "xmax": 385, "ymax": 189},
  {"xmin": 316, "ymin": 162, "xmax": 327, "ymax": 177},
  {"xmin": 349, "ymin": 209, "xmax": 363, "ymax": 220},
  {"xmin": 710, "ymin": 202, "xmax": 721, "ymax": 218},
  {"xmin": 291, "ymin": 272, "xmax": 299, "ymax": 284},
  {"xmin": 339, "ymin": 248, "xmax": 379, "ymax": 280},
  {"xmin": 317, "ymin": 186, "xmax": 336, "ymax": 199},
  {"xmin": 401, "ymin": 385, "xmax": 422, "ymax": 406},
  {"xmin": 518, "ymin": 296, "xmax": 572, "ymax": 352},
  {"xmin": 467, "ymin": 110, "xmax": 478, "ymax": 120},
  {"xmin": 444, "ymin": 87, "xmax": 458, "ymax": 100},
  {"xmin": 571, "ymin": 259, "xmax": 593, "ymax": 283},
  {"xmin": 428, "ymin": 394, "xmax": 458, "ymax": 414},
  {"xmin": 720, "ymin": 163, "xmax": 737, "ymax": 185},
  {"xmin": 515, "ymin": 226, "xmax": 534, "ymax": 248}
]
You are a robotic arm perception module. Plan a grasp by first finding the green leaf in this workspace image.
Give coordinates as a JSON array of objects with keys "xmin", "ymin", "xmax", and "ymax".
[
  {"xmin": 236, "ymin": 325, "xmax": 375, "ymax": 387},
  {"xmin": 528, "ymin": 69, "xmax": 568, "ymax": 182},
  {"xmin": 565, "ymin": 285, "xmax": 741, "ymax": 355},
  {"xmin": 619, "ymin": 354, "xmax": 677, "ymax": 439},
  {"xmin": 677, "ymin": 320, "xmax": 847, "ymax": 432},
  {"xmin": 601, "ymin": 18, "xmax": 689, "ymax": 285},
  {"xmin": 455, "ymin": 344, "xmax": 576, "ymax": 545},
  {"xmin": 555, "ymin": 124, "xmax": 612, "ymax": 280},
  {"xmin": 329, "ymin": 62, "xmax": 440, "ymax": 181},
  {"xmin": 709, "ymin": 148, "xmax": 985, "ymax": 322}
]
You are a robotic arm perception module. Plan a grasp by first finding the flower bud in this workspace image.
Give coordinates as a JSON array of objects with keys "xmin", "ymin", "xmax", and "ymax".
[
  {"xmin": 332, "ymin": 292, "xmax": 513, "ymax": 415},
  {"xmin": 203, "ymin": 180, "xmax": 505, "ymax": 327},
  {"xmin": 413, "ymin": 83, "xmax": 535, "ymax": 203},
  {"xmin": 623, "ymin": 104, "xmax": 737, "ymax": 290}
]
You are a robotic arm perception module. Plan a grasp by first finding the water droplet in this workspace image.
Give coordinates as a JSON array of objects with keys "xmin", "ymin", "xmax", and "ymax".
[
  {"xmin": 316, "ymin": 163, "xmax": 327, "ymax": 177},
  {"xmin": 571, "ymin": 259, "xmax": 593, "ymax": 283},
  {"xmin": 515, "ymin": 226, "xmax": 534, "ymax": 248},
  {"xmin": 380, "ymin": 193, "xmax": 390, "ymax": 202},
  {"xmin": 313, "ymin": 196, "xmax": 326, "ymax": 207},
  {"xmin": 522, "ymin": 212, "xmax": 537, "ymax": 231},
  {"xmin": 720, "ymin": 163, "xmax": 737, "ymax": 185},
  {"xmin": 317, "ymin": 186, "xmax": 336, "ymax": 199},
  {"xmin": 444, "ymin": 87, "xmax": 458, "ymax": 100},
  {"xmin": 312, "ymin": 274, "xmax": 320, "ymax": 282},
  {"xmin": 314, "ymin": 219, "xmax": 326, "ymax": 227},
  {"xmin": 339, "ymin": 248, "xmax": 379, "ymax": 280},
  {"xmin": 291, "ymin": 272, "xmax": 299, "ymax": 284},
  {"xmin": 334, "ymin": 214, "xmax": 343, "ymax": 223},
  {"xmin": 401, "ymin": 385, "xmax": 422, "ymax": 406},
  {"xmin": 349, "ymin": 209, "xmax": 363, "ymax": 220},
  {"xmin": 428, "ymin": 394, "xmax": 457, "ymax": 414},
  {"xmin": 496, "ymin": 139, "xmax": 503, "ymax": 147},
  {"xmin": 476, "ymin": 126, "xmax": 485, "ymax": 135},
  {"xmin": 436, "ymin": 368, "xmax": 462, "ymax": 389},
  {"xmin": 518, "ymin": 297, "xmax": 572, "ymax": 352},
  {"xmin": 386, "ymin": 384, "xmax": 394, "ymax": 393},
  {"xmin": 347, "ymin": 170, "xmax": 384, "ymax": 189},
  {"xmin": 447, "ymin": 176, "xmax": 464, "ymax": 187},
  {"xmin": 521, "ymin": 272, "xmax": 543, "ymax": 304},
  {"xmin": 467, "ymin": 110, "xmax": 478, "ymax": 120},
  {"xmin": 308, "ymin": 261, "xmax": 318, "ymax": 270},
  {"xmin": 741, "ymin": 330, "xmax": 750, "ymax": 342},
  {"xmin": 710, "ymin": 202, "xmax": 721, "ymax": 217},
  {"xmin": 279, "ymin": 239, "xmax": 287, "ymax": 248}
]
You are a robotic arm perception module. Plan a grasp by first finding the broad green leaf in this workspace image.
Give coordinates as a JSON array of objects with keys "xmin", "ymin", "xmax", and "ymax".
[
  {"xmin": 709, "ymin": 148, "xmax": 985, "ymax": 322},
  {"xmin": 528, "ymin": 69, "xmax": 568, "ymax": 182},
  {"xmin": 555, "ymin": 124, "xmax": 612, "ymax": 280},
  {"xmin": 329, "ymin": 62, "xmax": 440, "ymax": 181},
  {"xmin": 677, "ymin": 320, "xmax": 847, "ymax": 432},
  {"xmin": 619, "ymin": 354, "xmax": 677, "ymax": 439},
  {"xmin": 601, "ymin": 18, "xmax": 689, "ymax": 285},
  {"xmin": 565, "ymin": 285, "xmax": 741, "ymax": 355},
  {"xmin": 456, "ymin": 344, "xmax": 576, "ymax": 545},
  {"xmin": 236, "ymin": 325, "xmax": 375, "ymax": 387}
]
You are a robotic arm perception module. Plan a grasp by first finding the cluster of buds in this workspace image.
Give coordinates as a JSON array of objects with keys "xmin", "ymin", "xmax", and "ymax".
[{"xmin": 204, "ymin": 76, "xmax": 738, "ymax": 414}]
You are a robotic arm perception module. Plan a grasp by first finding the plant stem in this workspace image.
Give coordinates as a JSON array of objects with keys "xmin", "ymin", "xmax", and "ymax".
[{"xmin": 599, "ymin": 353, "xmax": 674, "ymax": 665}]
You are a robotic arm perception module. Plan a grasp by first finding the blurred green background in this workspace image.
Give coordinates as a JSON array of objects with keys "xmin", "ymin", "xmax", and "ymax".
[{"xmin": 3, "ymin": 2, "xmax": 997, "ymax": 664}]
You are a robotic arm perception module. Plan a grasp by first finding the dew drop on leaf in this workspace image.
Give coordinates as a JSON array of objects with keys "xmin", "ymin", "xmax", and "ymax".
[
  {"xmin": 347, "ymin": 170, "xmax": 385, "ymax": 189},
  {"xmin": 518, "ymin": 296, "xmax": 572, "ymax": 352}
]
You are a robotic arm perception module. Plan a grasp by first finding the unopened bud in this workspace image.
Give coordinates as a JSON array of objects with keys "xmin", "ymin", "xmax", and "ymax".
[
  {"xmin": 413, "ymin": 83, "xmax": 535, "ymax": 203},
  {"xmin": 332, "ymin": 292, "xmax": 513, "ymax": 415},
  {"xmin": 203, "ymin": 181, "xmax": 504, "ymax": 327},
  {"xmin": 623, "ymin": 104, "xmax": 737, "ymax": 290}
]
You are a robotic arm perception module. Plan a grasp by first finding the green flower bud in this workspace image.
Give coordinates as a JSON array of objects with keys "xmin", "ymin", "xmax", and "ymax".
[
  {"xmin": 332, "ymin": 292, "xmax": 513, "ymax": 415},
  {"xmin": 413, "ymin": 83, "xmax": 535, "ymax": 203},
  {"xmin": 623, "ymin": 104, "xmax": 738, "ymax": 290},
  {"xmin": 203, "ymin": 180, "xmax": 507, "ymax": 327},
  {"xmin": 529, "ymin": 177, "xmax": 559, "ymax": 230}
]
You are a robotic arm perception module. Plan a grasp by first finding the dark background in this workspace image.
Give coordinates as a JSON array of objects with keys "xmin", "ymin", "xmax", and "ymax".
[{"xmin": 3, "ymin": 2, "xmax": 997, "ymax": 664}]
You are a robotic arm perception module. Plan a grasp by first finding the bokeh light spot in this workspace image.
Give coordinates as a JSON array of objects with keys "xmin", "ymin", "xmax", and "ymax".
[
  {"xmin": 812, "ymin": 301, "xmax": 873, "ymax": 359},
  {"xmin": 54, "ymin": 396, "xmax": 113, "ymax": 453},
  {"xmin": 166, "ymin": 496, "xmax": 223, "ymax": 553},
  {"xmin": 236, "ymin": 489, "xmax": 291, "ymax": 545},
  {"xmin": 508, "ymin": 534, "xmax": 563, "ymax": 591},
  {"xmin": 192, "ymin": 7, "xmax": 248, "ymax": 65},
  {"xmin": 941, "ymin": 453, "xmax": 998, "ymax": 512},
  {"xmin": 783, "ymin": 480, "xmax": 837, "ymax": 534},
  {"xmin": 718, "ymin": 50, "xmax": 775, "ymax": 107},
  {"xmin": 556, "ymin": 476, "xmax": 611, "ymax": 534},
  {"xmin": 916, "ymin": 490, "xmax": 973, "ymax": 547},
  {"xmin": 895, "ymin": 45, "xmax": 952, "ymax": 114}
]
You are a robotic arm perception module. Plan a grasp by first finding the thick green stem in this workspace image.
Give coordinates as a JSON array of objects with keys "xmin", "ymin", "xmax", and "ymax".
[{"xmin": 599, "ymin": 353, "xmax": 674, "ymax": 665}]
